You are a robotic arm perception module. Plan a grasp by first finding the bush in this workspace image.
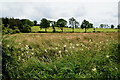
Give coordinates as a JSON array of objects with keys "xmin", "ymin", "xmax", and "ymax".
[{"xmin": 2, "ymin": 27, "xmax": 20, "ymax": 34}]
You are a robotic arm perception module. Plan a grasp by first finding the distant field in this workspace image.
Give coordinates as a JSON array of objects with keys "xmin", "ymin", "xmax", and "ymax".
[
  {"xmin": 3, "ymin": 32, "xmax": 119, "ymax": 79},
  {"xmin": 31, "ymin": 26, "xmax": 118, "ymax": 33}
]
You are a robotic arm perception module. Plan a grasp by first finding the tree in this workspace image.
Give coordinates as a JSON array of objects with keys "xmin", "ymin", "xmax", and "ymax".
[
  {"xmin": 49, "ymin": 21, "xmax": 57, "ymax": 32},
  {"xmin": 34, "ymin": 20, "xmax": 37, "ymax": 26},
  {"xmin": 21, "ymin": 19, "xmax": 34, "ymax": 26},
  {"xmin": 117, "ymin": 24, "xmax": 120, "ymax": 29},
  {"xmin": 57, "ymin": 19, "xmax": 67, "ymax": 32},
  {"xmin": 40, "ymin": 18, "xmax": 50, "ymax": 32},
  {"xmin": 111, "ymin": 25, "xmax": 115, "ymax": 29},
  {"xmin": 22, "ymin": 24, "xmax": 31, "ymax": 33},
  {"xmin": 69, "ymin": 17, "xmax": 79, "ymax": 32},
  {"xmin": 2, "ymin": 17, "xmax": 9, "ymax": 27},
  {"xmin": 81, "ymin": 20, "xmax": 92, "ymax": 33},
  {"xmin": 100, "ymin": 24, "xmax": 104, "ymax": 28},
  {"xmin": 100, "ymin": 24, "xmax": 109, "ymax": 28}
]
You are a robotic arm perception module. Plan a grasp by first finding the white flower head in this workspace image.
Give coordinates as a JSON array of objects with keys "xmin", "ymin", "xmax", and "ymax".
[
  {"xmin": 26, "ymin": 51, "xmax": 29, "ymax": 54},
  {"xmin": 19, "ymin": 43, "xmax": 21, "ymax": 45},
  {"xmin": 31, "ymin": 53, "xmax": 34, "ymax": 55},
  {"xmin": 45, "ymin": 49, "xmax": 47, "ymax": 52},
  {"xmin": 76, "ymin": 44, "xmax": 79, "ymax": 46},
  {"xmin": 65, "ymin": 50, "xmax": 68, "ymax": 52},
  {"xmin": 7, "ymin": 45, "xmax": 9, "ymax": 47},
  {"xmin": 70, "ymin": 43, "xmax": 72, "ymax": 46},
  {"xmin": 25, "ymin": 45, "xmax": 29, "ymax": 49},
  {"xmin": 55, "ymin": 47, "xmax": 58, "ymax": 50},
  {"xmin": 106, "ymin": 55, "xmax": 110, "ymax": 58},
  {"xmin": 92, "ymin": 68, "xmax": 97, "ymax": 71},
  {"xmin": 21, "ymin": 53, "xmax": 24, "ymax": 56},
  {"xmin": 59, "ymin": 50, "xmax": 62, "ymax": 54},
  {"xmin": 64, "ymin": 45, "xmax": 66, "ymax": 47},
  {"xmin": 72, "ymin": 46, "xmax": 75, "ymax": 49},
  {"xmin": 18, "ymin": 56, "xmax": 21, "ymax": 60}
]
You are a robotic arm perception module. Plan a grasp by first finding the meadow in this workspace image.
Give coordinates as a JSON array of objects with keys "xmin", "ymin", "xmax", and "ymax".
[
  {"xmin": 2, "ymin": 32, "xmax": 120, "ymax": 79},
  {"xmin": 31, "ymin": 26, "xmax": 118, "ymax": 33}
]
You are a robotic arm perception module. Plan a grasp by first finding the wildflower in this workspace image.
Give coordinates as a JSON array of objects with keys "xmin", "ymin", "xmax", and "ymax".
[
  {"xmin": 26, "ymin": 51, "xmax": 29, "ymax": 54},
  {"xmin": 7, "ymin": 45, "xmax": 9, "ymax": 47},
  {"xmin": 45, "ymin": 49, "xmax": 47, "ymax": 53},
  {"xmin": 59, "ymin": 50, "xmax": 62, "ymax": 54},
  {"xmin": 106, "ymin": 55, "xmax": 109, "ymax": 58},
  {"xmin": 115, "ymin": 67, "xmax": 118, "ymax": 70},
  {"xmin": 31, "ymin": 53, "xmax": 34, "ymax": 55},
  {"xmin": 21, "ymin": 53, "xmax": 24, "ymax": 56},
  {"xmin": 21, "ymin": 48, "xmax": 24, "ymax": 51},
  {"xmin": 76, "ymin": 44, "xmax": 79, "ymax": 46},
  {"xmin": 22, "ymin": 59, "xmax": 25, "ymax": 62},
  {"xmin": 32, "ymin": 48, "xmax": 34, "ymax": 51},
  {"xmin": 64, "ymin": 45, "xmax": 66, "ymax": 47},
  {"xmin": 70, "ymin": 43, "xmax": 72, "ymax": 46},
  {"xmin": 55, "ymin": 47, "xmax": 58, "ymax": 50},
  {"xmin": 25, "ymin": 45, "xmax": 29, "ymax": 49},
  {"xmin": 70, "ymin": 47, "xmax": 72, "ymax": 49},
  {"xmin": 100, "ymin": 42, "xmax": 102, "ymax": 43},
  {"xmin": 92, "ymin": 67, "xmax": 97, "ymax": 71},
  {"xmin": 19, "ymin": 43, "xmax": 21, "ymax": 45},
  {"xmin": 18, "ymin": 56, "xmax": 21, "ymax": 60},
  {"xmin": 89, "ymin": 39, "xmax": 92, "ymax": 42},
  {"xmin": 81, "ymin": 49, "xmax": 83, "ymax": 51},
  {"xmin": 72, "ymin": 46, "xmax": 75, "ymax": 49},
  {"xmin": 65, "ymin": 50, "xmax": 68, "ymax": 52}
]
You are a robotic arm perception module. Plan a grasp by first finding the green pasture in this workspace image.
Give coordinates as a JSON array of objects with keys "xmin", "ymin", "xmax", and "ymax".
[{"xmin": 31, "ymin": 26, "xmax": 118, "ymax": 33}]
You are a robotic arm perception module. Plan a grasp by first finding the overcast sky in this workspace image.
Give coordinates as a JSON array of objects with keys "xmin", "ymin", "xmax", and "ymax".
[{"xmin": 0, "ymin": 0, "xmax": 119, "ymax": 27}]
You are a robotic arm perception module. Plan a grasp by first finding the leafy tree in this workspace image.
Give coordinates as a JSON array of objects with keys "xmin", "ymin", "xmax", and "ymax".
[
  {"xmin": 21, "ymin": 19, "xmax": 34, "ymax": 26},
  {"xmin": 100, "ymin": 24, "xmax": 109, "ymax": 28},
  {"xmin": 100, "ymin": 24, "xmax": 104, "ymax": 28},
  {"xmin": 50, "ymin": 21, "xmax": 57, "ymax": 32},
  {"xmin": 117, "ymin": 24, "xmax": 120, "ymax": 29},
  {"xmin": 34, "ymin": 20, "xmax": 37, "ymax": 26},
  {"xmin": 57, "ymin": 19, "xmax": 67, "ymax": 32},
  {"xmin": 8, "ymin": 18, "xmax": 17, "ymax": 29},
  {"xmin": 22, "ymin": 24, "xmax": 31, "ymax": 33},
  {"xmin": 81, "ymin": 20, "xmax": 93, "ymax": 33},
  {"xmin": 2, "ymin": 17, "xmax": 9, "ymax": 27},
  {"xmin": 111, "ymin": 25, "xmax": 115, "ymax": 29},
  {"xmin": 69, "ymin": 17, "xmax": 79, "ymax": 32},
  {"xmin": 40, "ymin": 18, "xmax": 50, "ymax": 32}
]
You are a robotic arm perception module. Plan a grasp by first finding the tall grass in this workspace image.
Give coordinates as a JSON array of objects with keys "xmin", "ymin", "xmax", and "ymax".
[{"xmin": 2, "ymin": 33, "xmax": 120, "ymax": 79}]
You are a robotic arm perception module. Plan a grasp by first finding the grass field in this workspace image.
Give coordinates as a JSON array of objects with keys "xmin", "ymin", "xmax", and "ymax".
[
  {"xmin": 2, "ymin": 32, "xmax": 120, "ymax": 79},
  {"xmin": 31, "ymin": 26, "xmax": 118, "ymax": 33}
]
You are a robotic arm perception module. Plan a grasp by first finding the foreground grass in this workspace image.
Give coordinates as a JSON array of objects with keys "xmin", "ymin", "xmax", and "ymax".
[
  {"xmin": 2, "ymin": 32, "xmax": 120, "ymax": 79},
  {"xmin": 31, "ymin": 26, "xmax": 118, "ymax": 33}
]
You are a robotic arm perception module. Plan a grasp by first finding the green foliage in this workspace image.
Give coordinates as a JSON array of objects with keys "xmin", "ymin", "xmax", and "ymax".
[
  {"xmin": 40, "ymin": 18, "xmax": 50, "ymax": 32},
  {"xmin": 33, "ymin": 20, "xmax": 37, "ymax": 26},
  {"xmin": 81, "ymin": 20, "xmax": 93, "ymax": 32},
  {"xmin": 2, "ymin": 27, "xmax": 20, "ymax": 34},
  {"xmin": 111, "ymin": 25, "xmax": 115, "ymax": 29},
  {"xmin": 21, "ymin": 24, "xmax": 31, "ymax": 33},
  {"xmin": 57, "ymin": 19, "xmax": 67, "ymax": 32}
]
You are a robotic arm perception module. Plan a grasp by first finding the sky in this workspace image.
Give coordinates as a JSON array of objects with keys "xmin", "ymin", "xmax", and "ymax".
[{"xmin": 0, "ymin": 0, "xmax": 119, "ymax": 27}]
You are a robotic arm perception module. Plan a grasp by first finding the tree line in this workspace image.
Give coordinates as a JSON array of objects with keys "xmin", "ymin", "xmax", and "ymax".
[{"xmin": 1, "ymin": 17, "xmax": 119, "ymax": 34}]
